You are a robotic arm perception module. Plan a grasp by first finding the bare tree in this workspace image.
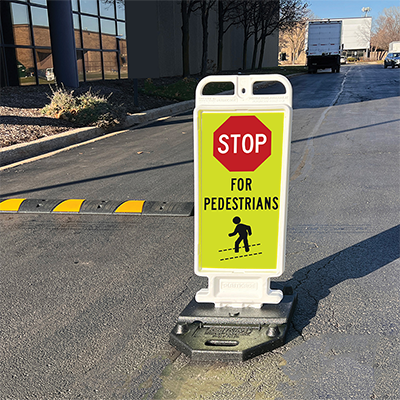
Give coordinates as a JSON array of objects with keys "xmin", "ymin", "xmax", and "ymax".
[
  {"xmin": 216, "ymin": 0, "xmax": 239, "ymax": 72},
  {"xmin": 181, "ymin": 0, "xmax": 199, "ymax": 77},
  {"xmin": 280, "ymin": 20, "xmax": 306, "ymax": 63},
  {"xmin": 250, "ymin": 1, "xmax": 263, "ymax": 70},
  {"xmin": 101, "ymin": 0, "xmax": 124, "ymax": 5},
  {"xmin": 256, "ymin": 0, "xmax": 308, "ymax": 69},
  {"xmin": 230, "ymin": 0, "xmax": 307, "ymax": 70},
  {"xmin": 254, "ymin": 1, "xmax": 279, "ymax": 69},
  {"xmin": 230, "ymin": 0, "xmax": 256, "ymax": 70},
  {"xmin": 199, "ymin": 0, "xmax": 217, "ymax": 76},
  {"xmin": 371, "ymin": 6, "xmax": 400, "ymax": 51},
  {"xmin": 167, "ymin": 0, "xmax": 312, "ymax": 78},
  {"xmin": 280, "ymin": 9, "xmax": 314, "ymax": 64}
]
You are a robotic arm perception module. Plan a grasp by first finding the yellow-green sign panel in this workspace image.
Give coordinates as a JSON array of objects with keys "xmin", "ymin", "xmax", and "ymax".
[{"xmin": 198, "ymin": 111, "xmax": 285, "ymax": 271}]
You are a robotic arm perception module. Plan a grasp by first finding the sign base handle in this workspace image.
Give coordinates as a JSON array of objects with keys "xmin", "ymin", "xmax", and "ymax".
[
  {"xmin": 195, "ymin": 276, "xmax": 284, "ymax": 308},
  {"xmin": 170, "ymin": 284, "xmax": 297, "ymax": 362}
]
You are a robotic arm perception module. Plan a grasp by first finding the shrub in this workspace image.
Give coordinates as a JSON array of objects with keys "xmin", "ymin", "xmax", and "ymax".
[
  {"xmin": 42, "ymin": 84, "xmax": 123, "ymax": 128},
  {"xmin": 142, "ymin": 77, "xmax": 198, "ymax": 101}
]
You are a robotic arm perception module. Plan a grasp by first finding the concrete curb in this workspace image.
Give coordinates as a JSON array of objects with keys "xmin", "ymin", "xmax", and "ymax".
[
  {"xmin": 0, "ymin": 126, "xmax": 105, "ymax": 168},
  {"xmin": 0, "ymin": 99, "xmax": 195, "ymax": 168},
  {"xmin": 123, "ymin": 100, "xmax": 194, "ymax": 128}
]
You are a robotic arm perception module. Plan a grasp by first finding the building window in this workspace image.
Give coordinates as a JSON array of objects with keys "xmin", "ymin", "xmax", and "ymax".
[
  {"xmin": 101, "ymin": 19, "xmax": 116, "ymax": 49},
  {"xmin": 100, "ymin": 0, "xmax": 115, "ymax": 19},
  {"xmin": 76, "ymin": 50, "xmax": 84, "ymax": 81},
  {"xmin": 15, "ymin": 47, "xmax": 35, "ymax": 85},
  {"xmin": 73, "ymin": 13, "xmax": 82, "ymax": 48},
  {"xmin": 5, "ymin": 0, "xmax": 53, "ymax": 85},
  {"xmin": 71, "ymin": 0, "xmax": 79, "ymax": 12},
  {"xmin": 31, "ymin": 6, "xmax": 51, "ymax": 47},
  {"xmin": 11, "ymin": 2, "xmax": 32, "ymax": 46},
  {"xmin": 35, "ymin": 49, "xmax": 54, "ymax": 83},
  {"xmin": 103, "ymin": 51, "xmax": 118, "ymax": 80},
  {"xmin": 79, "ymin": 0, "xmax": 98, "ymax": 16},
  {"xmin": 84, "ymin": 50, "xmax": 101, "ymax": 80},
  {"xmin": 1, "ymin": 0, "xmax": 127, "ymax": 86},
  {"xmin": 73, "ymin": 0, "xmax": 127, "ymax": 82},
  {"xmin": 116, "ymin": 1, "xmax": 125, "ymax": 20},
  {"xmin": 117, "ymin": 22, "xmax": 127, "ymax": 79},
  {"xmin": 81, "ymin": 15, "xmax": 100, "ymax": 49}
]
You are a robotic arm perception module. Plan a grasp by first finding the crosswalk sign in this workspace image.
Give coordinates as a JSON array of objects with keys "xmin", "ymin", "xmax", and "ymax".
[{"xmin": 193, "ymin": 75, "xmax": 293, "ymax": 307}]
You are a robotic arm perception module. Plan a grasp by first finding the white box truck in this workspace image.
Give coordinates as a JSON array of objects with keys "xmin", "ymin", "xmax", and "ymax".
[
  {"xmin": 306, "ymin": 20, "xmax": 342, "ymax": 73},
  {"xmin": 389, "ymin": 42, "xmax": 400, "ymax": 52}
]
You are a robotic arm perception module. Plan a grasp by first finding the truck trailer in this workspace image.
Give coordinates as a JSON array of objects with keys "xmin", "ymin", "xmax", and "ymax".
[{"xmin": 306, "ymin": 20, "xmax": 342, "ymax": 73}]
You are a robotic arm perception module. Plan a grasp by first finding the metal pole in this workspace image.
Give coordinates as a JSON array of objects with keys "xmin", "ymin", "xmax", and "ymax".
[{"xmin": 47, "ymin": 0, "xmax": 79, "ymax": 88}]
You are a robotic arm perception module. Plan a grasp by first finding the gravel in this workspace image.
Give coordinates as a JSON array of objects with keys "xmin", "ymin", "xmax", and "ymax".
[{"xmin": 0, "ymin": 78, "xmax": 182, "ymax": 148}]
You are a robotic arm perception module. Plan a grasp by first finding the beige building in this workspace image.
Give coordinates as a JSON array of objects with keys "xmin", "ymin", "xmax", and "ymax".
[{"xmin": 279, "ymin": 22, "xmax": 307, "ymax": 65}]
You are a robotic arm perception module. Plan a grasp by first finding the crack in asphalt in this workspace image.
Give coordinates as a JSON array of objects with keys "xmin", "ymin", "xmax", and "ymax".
[
  {"xmin": 290, "ymin": 251, "xmax": 345, "ymax": 338},
  {"xmin": 289, "ymin": 67, "xmax": 352, "ymax": 183}
]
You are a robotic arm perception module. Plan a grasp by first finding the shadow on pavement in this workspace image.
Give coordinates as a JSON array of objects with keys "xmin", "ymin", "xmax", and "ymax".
[
  {"xmin": 287, "ymin": 225, "xmax": 399, "ymax": 337},
  {"xmin": 0, "ymin": 159, "xmax": 194, "ymax": 197},
  {"xmin": 0, "ymin": 115, "xmax": 73, "ymax": 127},
  {"xmin": 291, "ymin": 119, "xmax": 400, "ymax": 144}
]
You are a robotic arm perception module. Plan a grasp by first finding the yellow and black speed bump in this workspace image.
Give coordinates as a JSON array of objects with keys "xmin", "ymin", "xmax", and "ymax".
[
  {"xmin": 142, "ymin": 201, "xmax": 194, "ymax": 216},
  {"xmin": 0, "ymin": 198, "xmax": 194, "ymax": 217}
]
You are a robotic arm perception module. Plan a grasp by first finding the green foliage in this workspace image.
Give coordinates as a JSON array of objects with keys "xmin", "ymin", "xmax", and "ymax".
[
  {"xmin": 142, "ymin": 67, "xmax": 307, "ymax": 101},
  {"xmin": 42, "ymin": 85, "xmax": 122, "ymax": 128},
  {"xmin": 142, "ymin": 77, "xmax": 234, "ymax": 100},
  {"xmin": 142, "ymin": 77, "xmax": 198, "ymax": 101}
]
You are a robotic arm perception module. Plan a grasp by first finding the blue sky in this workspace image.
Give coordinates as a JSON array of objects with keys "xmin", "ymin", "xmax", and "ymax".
[{"xmin": 307, "ymin": 0, "xmax": 399, "ymax": 20}]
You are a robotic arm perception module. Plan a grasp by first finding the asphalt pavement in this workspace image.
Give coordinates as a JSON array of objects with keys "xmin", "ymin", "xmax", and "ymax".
[{"xmin": 0, "ymin": 64, "xmax": 399, "ymax": 399}]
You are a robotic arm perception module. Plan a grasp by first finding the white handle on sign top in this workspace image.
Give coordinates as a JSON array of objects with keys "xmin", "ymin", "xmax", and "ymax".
[{"xmin": 195, "ymin": 74, "xmax": 292, "ymax": 108}]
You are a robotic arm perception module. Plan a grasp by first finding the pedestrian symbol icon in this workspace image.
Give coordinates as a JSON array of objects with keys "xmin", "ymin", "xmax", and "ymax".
[{"xmin": 228, "ymin": 216, "xmax": 252, "ymax": 253}]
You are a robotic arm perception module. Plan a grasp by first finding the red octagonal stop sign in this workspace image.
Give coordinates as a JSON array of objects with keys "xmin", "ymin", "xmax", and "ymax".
[{"xmin": 213, "ymin": 116, "xmax": 271, "ymax": 172}]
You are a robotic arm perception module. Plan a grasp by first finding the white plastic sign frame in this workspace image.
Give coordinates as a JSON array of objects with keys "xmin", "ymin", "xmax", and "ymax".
[{"xmin": 194, "ymin": 75, "xmax": 293, "ymax": 308}]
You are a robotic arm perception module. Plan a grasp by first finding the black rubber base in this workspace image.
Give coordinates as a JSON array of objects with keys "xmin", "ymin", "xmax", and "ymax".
[{"xmin": 170, "ymin": 285, "xmax": 297, "ymax": 362}]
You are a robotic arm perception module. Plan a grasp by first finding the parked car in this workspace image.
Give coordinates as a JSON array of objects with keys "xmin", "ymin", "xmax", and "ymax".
[
  {"xmin": 384, "ymin": 53, "xmax": 400, "ymax": 68},
  {"xmin": 46, "ymin": 68, "xmax": 55, "ymax": 81},
  {"xmin": 17, "ymin": 61, "xmax": 27, "ymax": 78},
  {"xmin": 340, "ymin": 56, "xmax": 347, "ymax": 64}
]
